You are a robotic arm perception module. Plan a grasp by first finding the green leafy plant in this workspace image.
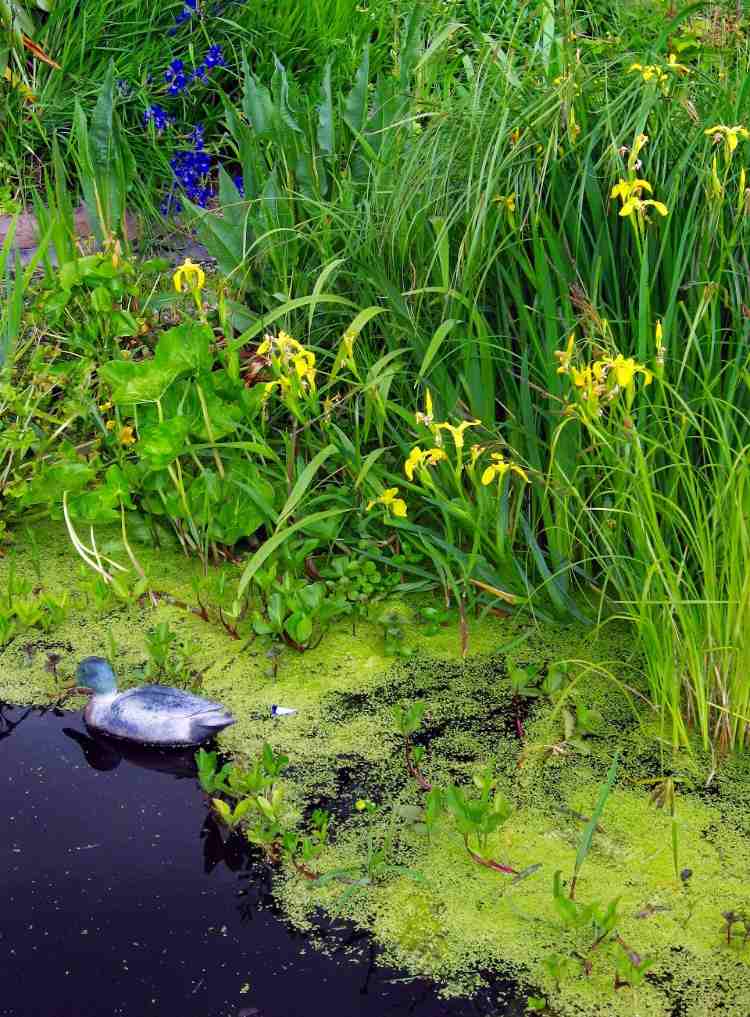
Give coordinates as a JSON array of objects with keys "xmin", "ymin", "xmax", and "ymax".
[
  {"xmin": 200, "ymin": 742, "xmax": 291, "ymax": 854},
  {"xmin": 541, "ymin": 951, "xmax": 578, "ymax": 993},
  {"xmin": 444, "ymin": 766, "xmax": 517, "ymax": 875},
  {"xmin": 196, "ymin": 748, "xmax": 232, "ymax": 795},
  {"xmin": 613, "ymin": 939, "xmax": 655, "ymax": 989},
  {"xmin": 392, "ymin": 700, "xmax": 431, "ymax": 790},
  {"xmin": 211, "ymin": 795, "xmax": 255, "ymax": 830},
  {"xmin": 377, "ymin": 609, "xmax": 413, "ymax": 658},
  {"xmin": 280, "ymin": 808, "xmax": 331, "ymax": 880},
  {"xmin": 322, "ymin": 553, "xmax": 402, "ymax": 634},
  {"xmin": 144, "ymin": 621, "xmax": 202, "ymax": 687}
]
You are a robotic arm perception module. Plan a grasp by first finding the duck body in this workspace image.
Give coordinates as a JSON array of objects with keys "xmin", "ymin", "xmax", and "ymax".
[{"xmin": 76, "ymin": 658, "xmax": 235, "ymax": 747}]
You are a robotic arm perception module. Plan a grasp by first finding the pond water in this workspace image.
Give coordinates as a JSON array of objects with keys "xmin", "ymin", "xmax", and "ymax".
[{"xmin": 1, "ymin": 704, "xmax": 512, "ymax": 1017}]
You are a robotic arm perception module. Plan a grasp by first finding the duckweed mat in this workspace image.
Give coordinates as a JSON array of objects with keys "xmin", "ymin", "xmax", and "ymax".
[{"xmin": 2, "ymin": 523, "xmax": 749, "ymax": 1017}]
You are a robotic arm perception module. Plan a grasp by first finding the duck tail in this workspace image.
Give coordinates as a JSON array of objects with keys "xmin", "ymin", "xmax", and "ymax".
[{"xmin": 194, "ymin": 711, "xmax": 236, "ymax": 741}]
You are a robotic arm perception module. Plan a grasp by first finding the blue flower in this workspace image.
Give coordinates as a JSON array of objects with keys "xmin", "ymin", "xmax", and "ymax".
[
  {"xmin": 169, "ymin": 0, "xmax": 199, "ymax": 34},
  {"xmin": 169, "ymin": 137, "xmax": 214, "ymax": 207},
  {"xmin": 165, "ymin": 58, "xmax": 188, "ymax": 95},
  {"xmin": 203, "ymin": 44, "xmax": 225, "ymax": 68},
  {"xmin": 144, "ymin": 105, "xmax": 171, "ymax": 131},
  {"xmin": 233, "ymin": 174, "xmax": 245, "ymax": 197}
]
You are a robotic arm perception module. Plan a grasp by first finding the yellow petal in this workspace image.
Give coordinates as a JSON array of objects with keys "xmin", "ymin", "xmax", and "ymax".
[
  {"xmin": 391, "ymin": 499, "xmax": 408, "ymax": 518},
  {"xmin": 404, "ymin": 448, "xmax": 422, "ymax": 480},
  {"xmin": 481, "ymin": 466, "xmax": 496, "ymax": 486},
  {"xmin": 611, "ymin": 179, "xmax": 629, "ymax": 200},
  {"xmin": 614, "ymin": 358, "xmax": 636, "ymax": 387}
]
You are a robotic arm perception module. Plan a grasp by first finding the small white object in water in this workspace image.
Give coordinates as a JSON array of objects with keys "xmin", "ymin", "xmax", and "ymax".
[{"xmin": 270, "ymin": 705, "xmax": 297, "ymax": 718}]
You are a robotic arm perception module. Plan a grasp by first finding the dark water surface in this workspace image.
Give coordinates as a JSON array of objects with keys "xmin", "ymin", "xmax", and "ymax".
[{"xmin": 1, "ymin": 704, "xmax": 512, "ymax": 1017}]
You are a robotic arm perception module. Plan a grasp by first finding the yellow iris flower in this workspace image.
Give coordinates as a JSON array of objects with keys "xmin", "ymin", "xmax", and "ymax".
[
  {"xmin": 494, "ymin": 194, "xmax": 516, "ymax": 214},
  {"xmin": 666, "ymin": 53, "xmax": 689, "ymax": 72},
  {"xmin": 119, "ymin": 425, "xmax": 136, "ymax": 446},
  {"xmin": 611, "ymin": 178, "xmax": 668, "ymax": 219},
  {"xmin": 655, "ymin": 320, "xmax": 665, "ymax": 369},
  {"xmin": 404, "ymin": 446, "xmax": 448, "ymax": 480},
  {"xmin": 481, "ymin": 453, "xmax": 529, "ymax": 486},
  {"xmin": 611, "ymin": 178, "xmax": 652, "ymax": 201},
  {"xmin": 263, "ymin": 377, "xmax": 292, "ymax": 399},
  {"xmin": 257, "ymin": 330, "xmax": 302, "ymax": 358},
  {"xmin": 628, "ymin": 54, "xmax": 687, "ymax": 88},
  {"xmin": 469, "ymin": 444, "xmax": 485, "ymax": 467},
  {"xmin": 292, "ymin": 349, "xmax": 317, "ymax": 391},
  {"xmin": 705, "ymin": 124, "xmax": 750, "ymax": 159},
  {"xmin": 605, "ymin": 354, "xmax": 653, "ymax": 388},
  {"xmin": 554, "ymin": 333, "xmax": 576, "ymax": 374},
  {"xmin": 366, "ymin": 487, "xmax": 408, "ymax": 518},
  {"xmin": 173, "ymin": 257, "xmax": 206, "ymax": 294},
  {"xmin": 3, "ymin": 66, "xmax": 36, "ymax": 102},
  {"xmin": 434, "ymin": 418, "xmax": 481, "ymax": 452},
  {"xmin": 570, "ymin": 361, "xmax": 605, "ymax": 390},
  {"xmin": 620, "ymin": 196, "xmax": 668, "ymax": 217}
]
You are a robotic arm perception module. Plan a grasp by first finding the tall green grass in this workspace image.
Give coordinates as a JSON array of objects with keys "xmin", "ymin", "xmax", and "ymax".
[
  {"xmin": 181, "ymin": 7, "xmax": 750, "ymax": 749},
  {"xmin": 551, "ymin": 381, "xmax": 750, "ymax": 757}
]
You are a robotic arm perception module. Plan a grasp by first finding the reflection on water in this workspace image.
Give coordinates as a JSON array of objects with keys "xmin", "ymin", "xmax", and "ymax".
[
  {"xmin": 62, "ymin": 726, "xmax": 201, "ymax": 776},
  {"xmin": 1, "ymin": 703, "xmax": 516, "ymax": 1017}
]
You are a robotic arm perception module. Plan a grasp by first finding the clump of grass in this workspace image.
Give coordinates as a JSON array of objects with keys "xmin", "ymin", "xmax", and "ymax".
[{"xmin": 552, "ymin": 381, "xmax": 750, "ymax": 757}]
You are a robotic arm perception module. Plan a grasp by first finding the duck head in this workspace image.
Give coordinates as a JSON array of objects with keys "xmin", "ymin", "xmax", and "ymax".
[{"xmin": 75, "ymin": 657, "xmax": 118, "ymax": 694}]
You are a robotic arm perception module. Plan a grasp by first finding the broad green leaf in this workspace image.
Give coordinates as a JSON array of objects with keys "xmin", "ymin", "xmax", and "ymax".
[
  {"xmin": 99, "ymin": 359, "xmax": 176, "ymax": 404},
  {"xmin": 21, "ymin": 462, "xmax": 95, "ymax": 506},
  {"xmin": 344, "ymin": 46, "xmax": 370, "ymax": 136},
  {"xmin": 155, "ymin": 322, "xmax": 213, "ymax": 376},
  {"xmin": 138, "ymin": 419, "xmax": 191, "ymax": 468},
  {"xmin": 317, "ymin": 61, "xmax": 335, "ymax": 154}
]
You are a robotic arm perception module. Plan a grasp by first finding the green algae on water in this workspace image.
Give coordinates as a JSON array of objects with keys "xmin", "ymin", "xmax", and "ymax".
[{"xmin": 2, "ymin": 523, "xmax": 749, "ymax": 1017}]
